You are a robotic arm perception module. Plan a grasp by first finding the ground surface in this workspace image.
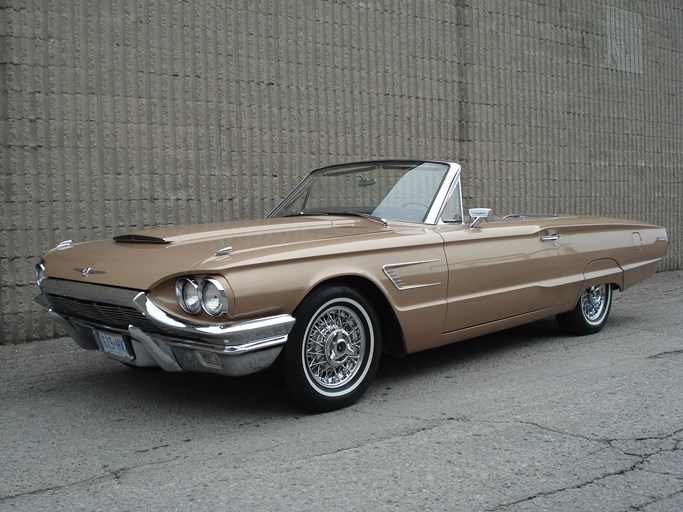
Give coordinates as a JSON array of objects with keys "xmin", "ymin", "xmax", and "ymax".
[{"xmin": 1, "ymin": 271, "xmax": 682, "ymax": 511}]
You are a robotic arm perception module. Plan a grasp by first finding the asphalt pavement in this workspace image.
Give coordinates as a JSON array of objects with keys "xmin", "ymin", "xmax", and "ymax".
[{"xmin": 1, "ymin": 271, "xmax": 682, "ymax": 511}]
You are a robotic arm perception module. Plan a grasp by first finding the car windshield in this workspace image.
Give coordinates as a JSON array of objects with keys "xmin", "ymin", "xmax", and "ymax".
[{"xmin": 269, "ymin": 161, "xmax": 450, "ymax": 223}]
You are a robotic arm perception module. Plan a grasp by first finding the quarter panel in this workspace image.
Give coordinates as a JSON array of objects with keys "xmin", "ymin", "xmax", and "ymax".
[{"xmin": 552, "ymin": 221, "xmax": 667, "ymax": 291}]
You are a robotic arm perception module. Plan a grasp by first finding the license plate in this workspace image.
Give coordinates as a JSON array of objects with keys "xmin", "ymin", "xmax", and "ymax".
[{"xmin": 96, "ymin": 330, "xmax": 134, "ymax": 360}]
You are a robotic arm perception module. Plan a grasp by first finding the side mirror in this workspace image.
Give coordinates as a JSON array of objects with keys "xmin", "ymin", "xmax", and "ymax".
[
  {"xmin": 357, "ymin": 175, "xmax": 376, "ymax": 187},
  {"xmin": 468, "ymin": 208, "xmax": 492, "ymax": 229}
]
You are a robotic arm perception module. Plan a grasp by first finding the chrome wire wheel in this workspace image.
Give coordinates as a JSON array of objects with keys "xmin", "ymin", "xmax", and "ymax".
[
  {"xmin": 283, "ymin": 286, "xmax": 382, "ymax": 412},
  {"xmin": 557, "ymin": 282, "xmax": 613, "ymax": 336},
  {"xmin": 580, "ymin": 284, "xmax": 610, "ymax": 325},
  {"xmin": 302, "ymin": 299, "xmax": 371, "ymax": 394}
]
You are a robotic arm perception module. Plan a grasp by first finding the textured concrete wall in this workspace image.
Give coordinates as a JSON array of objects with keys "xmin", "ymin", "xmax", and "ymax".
[
  {"xmin": 1, "ymin": 0, "xmax": 681, "ymax": 344},
  {"xmin": 461, "ymin": 1, "xmax": 682, "ymax": 235}
]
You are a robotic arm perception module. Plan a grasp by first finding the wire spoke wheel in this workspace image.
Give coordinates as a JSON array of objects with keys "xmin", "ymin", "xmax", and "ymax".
[
  {"xmin": 283, "ymin": 286, "xmax": 382, "ymax": 412},
  {"xmin": 304, "ymin": 304, "xmax": 366, "ymax": 389},
  {"xmin": 557, "ymin": 282, "xmax": 613, "ymax": 335},
  {"xmin": 581, "ymin": 284, "xmax": 609, "ymax": 324}
]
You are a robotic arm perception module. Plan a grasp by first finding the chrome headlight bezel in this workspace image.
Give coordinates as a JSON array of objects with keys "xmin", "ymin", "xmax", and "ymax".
[
  {"xmin": 199, "ymin": 277, "xmax": 229, "ymax": 317},
  {"xmin": 175, "ymin": 277, "xmax": 201, "ymax": 315}
]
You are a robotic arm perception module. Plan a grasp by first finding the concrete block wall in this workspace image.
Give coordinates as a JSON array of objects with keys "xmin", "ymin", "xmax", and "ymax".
[
  {"xmin": 461, "ymin": 0, "xmax": 682, "ymax": 239},
  {"xmin": 1, "ymin": 0, "xmax": 681, "ymax": 344}
]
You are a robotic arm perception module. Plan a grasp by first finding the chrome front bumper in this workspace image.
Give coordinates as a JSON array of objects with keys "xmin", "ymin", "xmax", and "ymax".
[{"xmin": 40, "ymin": 278, "xmax": 295, "ymax": 377}]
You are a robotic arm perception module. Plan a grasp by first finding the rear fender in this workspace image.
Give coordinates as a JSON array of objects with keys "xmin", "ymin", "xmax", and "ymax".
[
  {"xmin": 582, "ymin": 258, "xmax": 624, "ymax": 290},
  {"xmin": 570, "ymin": 259, "xmax": 623, "ymax": 309}
]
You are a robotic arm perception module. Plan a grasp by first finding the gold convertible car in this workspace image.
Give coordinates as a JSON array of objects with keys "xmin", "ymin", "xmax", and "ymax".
[{"xmin": 35, "ymin": 160, "xmax": 669, "ymax": 411}]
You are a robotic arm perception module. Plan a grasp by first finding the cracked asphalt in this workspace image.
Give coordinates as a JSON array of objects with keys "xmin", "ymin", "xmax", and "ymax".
[{"xmin": 1, "ymin": 271, "xmax": 682, "ymax": 511}]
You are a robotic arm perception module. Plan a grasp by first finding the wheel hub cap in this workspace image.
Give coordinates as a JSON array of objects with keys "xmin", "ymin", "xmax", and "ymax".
[
  {"xmin": 325, "ymin": 329, "xmax": 356, "ymax": 366},
  {"xmin": 304, "ymin": 305, "xmax": 366, "ymax": 389},
  {"xmin": 582, "ymin": 285, "xmax": 606, "ymax": 322}
]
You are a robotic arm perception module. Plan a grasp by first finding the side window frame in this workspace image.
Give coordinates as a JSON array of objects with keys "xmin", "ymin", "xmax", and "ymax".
[{"xmin": 438, "ymin": 180, "xmax": 464, "ymax": 224}]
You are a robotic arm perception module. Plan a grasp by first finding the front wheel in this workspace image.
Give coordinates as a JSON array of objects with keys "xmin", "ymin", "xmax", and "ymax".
[
  {"xmin": 282, "ymin": 286, "xmax": 382, "ymax": 412},
  {"xmin": 557, "ymin": 284, "xmax": 613, "ymax": 335}
]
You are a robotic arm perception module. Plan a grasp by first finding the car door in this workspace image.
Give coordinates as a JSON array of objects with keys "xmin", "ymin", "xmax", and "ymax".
[{"xmin": 435, "ymin": 221, "xmax": 568, "ymax": 334}]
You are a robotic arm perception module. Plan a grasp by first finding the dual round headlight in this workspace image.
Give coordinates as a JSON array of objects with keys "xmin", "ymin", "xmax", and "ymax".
[{"xmin": 175, "ymin": 277, "xmax": 228, "ymax": 317}]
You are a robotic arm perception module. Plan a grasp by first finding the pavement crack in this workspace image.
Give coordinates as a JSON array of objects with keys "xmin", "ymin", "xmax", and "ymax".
[
  {"xmin": 630, "ymin": 487, "xmax": 683, "ymax": 511},
  {"xmin": 506, "ymin": 419, "xmax": 607, "ymax": 444},
  {"xmin": 0, "ymin": 456, "xmax": 179, "ymax": 503},
  {"xmin": 0, "ymin": 470, "xmax": 124, "ymax": 502},
  {"xmin": 486, "ymin": 426, "xmax": 683, "ymax": 511},
  {"xmin": 487, "ymin": 460, "xmax": 644, "ymax": 511},
  {"xmin": 296, "ymin": 413, "xmax": 461, "ymax": 462},
  {"xmin": 648, "ymin": 348, "xmax": 683, "ymax": 359}
]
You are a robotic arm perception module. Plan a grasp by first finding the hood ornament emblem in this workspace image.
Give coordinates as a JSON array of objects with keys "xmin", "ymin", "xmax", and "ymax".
[{"xmin": 74, "ymin": 267, "xmax": 106, "ymax": 277}]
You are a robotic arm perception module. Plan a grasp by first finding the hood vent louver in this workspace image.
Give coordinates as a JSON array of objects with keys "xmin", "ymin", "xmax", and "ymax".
[{"xmin": 113, "ymin": 234, "xmax": 170, "ymax": 244}]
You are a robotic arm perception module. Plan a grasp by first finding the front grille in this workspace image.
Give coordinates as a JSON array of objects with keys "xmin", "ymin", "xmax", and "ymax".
[{"xmin": 46, "ymin": 293, "xmax": 165, "ymax": 335}]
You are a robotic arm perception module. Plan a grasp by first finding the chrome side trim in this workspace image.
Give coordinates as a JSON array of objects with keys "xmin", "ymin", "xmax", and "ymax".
[{"xmin": 382, "ymin": 259, "xmax": 442, "ymax": 291}]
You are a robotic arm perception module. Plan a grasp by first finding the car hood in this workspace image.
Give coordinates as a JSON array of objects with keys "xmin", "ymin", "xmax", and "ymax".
[{"xmin": 41, "ymin": 217, "xmax": 399, "ymax": 289}]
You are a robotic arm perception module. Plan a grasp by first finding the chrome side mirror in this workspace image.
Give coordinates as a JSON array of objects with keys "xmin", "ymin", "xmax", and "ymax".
[{"xmin": 469, "ymin": 208, "xmax": 492, "ymax": 229}]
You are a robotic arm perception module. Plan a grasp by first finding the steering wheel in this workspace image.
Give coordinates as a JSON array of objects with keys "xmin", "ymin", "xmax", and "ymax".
[{"xmin": 401, "ymin": 201, "xmax": 429, "ymax": 209}]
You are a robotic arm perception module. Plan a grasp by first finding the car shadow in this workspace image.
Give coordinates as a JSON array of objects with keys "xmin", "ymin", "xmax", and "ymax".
[
  {"xmin": 56, "ymin": 317, "xmax": 572, "ymax": 417},
  {"xmin": 374, "ymin": 317, "xmax": 564, "ymax": 383}
]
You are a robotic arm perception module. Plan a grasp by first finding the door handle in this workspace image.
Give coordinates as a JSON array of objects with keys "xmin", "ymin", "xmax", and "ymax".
[{"xmin": 540, "ymin": 235, "xmax": 561, "ymax": 242}]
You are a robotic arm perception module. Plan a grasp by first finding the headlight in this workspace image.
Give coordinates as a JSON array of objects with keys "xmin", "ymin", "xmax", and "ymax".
[
  {"xmin": 35, "ymin": 261, "xmax": 46, "ymax": 286},
  {"xmin": 176, "ymin": 278, "xmax": 201, "ymax": 314},
  {"xmin": 199, "ymin": 278, "xmax": 228, "ymax": 317}
]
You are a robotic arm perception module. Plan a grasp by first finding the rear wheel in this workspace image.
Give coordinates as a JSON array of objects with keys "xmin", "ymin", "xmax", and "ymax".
[
  {"xmin": 283, "ymin": 285, "xmax": 382, "ymax": 412},
  {"xmin": 557, "ymin": 284, "xmax": 613, "ymax": 335}
]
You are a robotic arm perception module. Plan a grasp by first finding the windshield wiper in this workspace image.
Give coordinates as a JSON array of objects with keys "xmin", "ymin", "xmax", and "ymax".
[
  {"xmin": 281, "ymin": 210, "xmax": 389, "ymax": 227},
  {"xmin": 281, "ymin": 211, "xmax": 330, "ymax": 217},
  {"xmin": 338, "ymin": 211, "xmax": 390, "ymax": 228}
]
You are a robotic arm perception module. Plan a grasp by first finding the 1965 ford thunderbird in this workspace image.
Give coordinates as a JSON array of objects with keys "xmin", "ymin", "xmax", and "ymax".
[{"xmin": 35, "ymin": 160, "xmax": 668, "ymax": 411}]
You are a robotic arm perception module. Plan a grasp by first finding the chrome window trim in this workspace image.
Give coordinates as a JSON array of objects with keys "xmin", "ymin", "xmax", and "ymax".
[
  {"xmin": 423, "ymin": 162, "xmax": 462, "ymax": 225},
  {"xmin": 268, "ymin": 159, "xmax": 462, "ymax": 226},
  {"xmin": 435, "ymin": 175, "xmax": 464, "ymax": 225}
]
